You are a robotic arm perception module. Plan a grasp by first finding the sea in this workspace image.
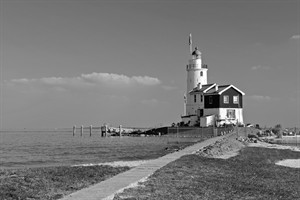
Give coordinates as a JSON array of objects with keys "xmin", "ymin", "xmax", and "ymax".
[{"xmin": 0, "ymin": 129, "xmax": 200, "ymax": 169}]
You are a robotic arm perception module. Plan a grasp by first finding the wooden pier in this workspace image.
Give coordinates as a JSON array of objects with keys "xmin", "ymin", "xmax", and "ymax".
[{"xmin": 72, "ymin": 124, "xmax": 123, "ymax": 137}]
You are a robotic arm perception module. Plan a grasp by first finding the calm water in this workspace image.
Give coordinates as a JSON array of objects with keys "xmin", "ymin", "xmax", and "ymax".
[{"xmin": 0, "ymin": 130, "xmax": 200, "ymax": 169}]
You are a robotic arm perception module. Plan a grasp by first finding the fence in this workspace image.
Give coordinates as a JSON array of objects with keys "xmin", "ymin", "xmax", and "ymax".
[
  {"xmin": 166, "ymin": 126, "xmax": 234, "ymax": 138},
  {"xmin": 71, "ymin": 124, "xmax": 235, "ymax": 138}
]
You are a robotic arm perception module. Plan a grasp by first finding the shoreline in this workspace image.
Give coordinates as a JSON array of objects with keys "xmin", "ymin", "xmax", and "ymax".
[
  {"xmin": 1, "ymin": 134, "xmax": 203, "ymax": 170},
  {"xmin": 0, "ymin": 137, "xmax": 204, "ymax": 200},
  {"xmin": 273, "ymin": 136, "xmax": 300, "ymax": 145}
]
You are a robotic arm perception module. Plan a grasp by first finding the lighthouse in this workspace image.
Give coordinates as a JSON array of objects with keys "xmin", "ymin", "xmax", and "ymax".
[
  {"xmin": 182, "ymin": 34, "xmax": 245, "ymax": 127},
  {"xmin": 185, "ymin": 34, "xmax": 208, "ymax": 116}
]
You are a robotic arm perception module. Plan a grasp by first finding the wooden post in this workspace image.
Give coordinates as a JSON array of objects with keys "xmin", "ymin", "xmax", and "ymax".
[
  {"xmin": 236, "ymin": 120, "xmax": 239, "ymax": 138},
  {"xmin": 101, "ymin": 125, "xmax": 105, "ymax": 137},
  {"xmin": 81, "ymin": 125, "xmax": 83, "ymax": 137},
  {"xmin": 73, "ymin": 125, "xmax": 76, "ymax": 136},
  {"xmin": 101, "ymin": 125, "xmax": 107, "ymax": 137},
  {"xmin": 119, "ymin": 125, "xmax": 122, "ymax": 137},
  {"xmin": 90, "ymin": 125, "xmax": 92, "ymax": 137}
]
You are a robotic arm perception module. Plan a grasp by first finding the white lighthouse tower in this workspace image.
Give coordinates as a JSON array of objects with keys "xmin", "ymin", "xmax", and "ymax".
[{"xmin": 185, "ymin": 34, "xmax": 208, "ymax": 116}]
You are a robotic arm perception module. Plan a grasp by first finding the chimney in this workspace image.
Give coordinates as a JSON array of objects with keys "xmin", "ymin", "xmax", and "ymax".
[
  {"xmin": 215, "ymin": 84, "xmax": 218, "ymax": 91},
  {"xmin": 197, "ymin": 82, "xmax": 202, "ymax": 90}
]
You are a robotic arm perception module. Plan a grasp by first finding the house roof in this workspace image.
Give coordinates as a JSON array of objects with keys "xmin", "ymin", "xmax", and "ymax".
[
  {"xmin": 206, "ymin": 84, "xmax": 230, "ymax": 94},
  {"xmin": 206, "ymin": 84, "xmax": 245, "ymax": 95},
  {"xmin": 189, "ymin": 83, "xmax": 216, "ymax": 94},
  {"xmin": 190, "ymin": 83, "xmax": 245, "ymax": 95}
]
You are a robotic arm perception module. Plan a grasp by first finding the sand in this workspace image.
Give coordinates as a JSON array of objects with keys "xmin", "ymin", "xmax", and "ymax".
[
  {"xmin": 276, "ymin": 159, "xmax": 300, "ymax": 168},
  {"xmin": 194, "ymin": 134, "xmax": 245, "ymax": 159},
  {"xmin": 195, "ymin": 134, "xmax": 300, "ymax": 169},
  {"xmin": 72, "ymin": 160, "xmax": 154, "ymax": 168},
  {"xmin": 247, "ymin": 141, "xmax": 300, "ymax": 152}
]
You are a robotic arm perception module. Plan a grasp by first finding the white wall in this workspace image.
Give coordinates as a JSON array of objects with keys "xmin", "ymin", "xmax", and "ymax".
[
  {"xmin": 204, "ymin": 108, "xmax": 244, "ymax": 126},
  {"xmin": 186, "ymin": 93, "xmax": 204, "ymax": 115},
  {"xmin": 200, "ymin": 115, "xmax": 215, "ymax": 127}
]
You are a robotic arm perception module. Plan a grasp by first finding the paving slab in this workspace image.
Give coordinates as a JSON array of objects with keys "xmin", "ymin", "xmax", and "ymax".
[{"xmin": 61, "ymin": 134, "xmax": 229, "ymax": 200}]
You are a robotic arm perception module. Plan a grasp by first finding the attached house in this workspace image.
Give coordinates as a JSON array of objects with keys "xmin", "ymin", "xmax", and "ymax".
[{"xmin": 188, "ymin": 83, "xmax": 245, "ymax": 127}]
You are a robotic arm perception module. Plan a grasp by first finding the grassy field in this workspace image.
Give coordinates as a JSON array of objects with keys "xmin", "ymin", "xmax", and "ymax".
[
  {"xmin": 114, "ymin": 147, "xmax": 300, "ymax": 200},
  {"xmin": 0, "ymin": 165, "xmax": 130, "ymax": 200}
]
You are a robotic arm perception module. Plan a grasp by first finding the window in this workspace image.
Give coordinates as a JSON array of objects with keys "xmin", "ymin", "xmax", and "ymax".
[
  {"xmin": 200, "ymin": 71, "xmax": 203, "ymax": 76},
  {"xmin": 227, "ymin": 109, "xmax": 236, "ymax": 119},
  {"xmin": 209, "ymin": 96, "xmax": 213, "ymax": 104},
  {"xmin": 201, "ymin": 95, "xmax": 203, "ymax": 102},
  {"xmin": 233, "ymin": 96, "xmax": 239, "ymax": 104},
  {"xmin": 194, "ymin": 95, "xmax": 197, "ymax": 103},
  {"xmin": 224, "ymin": 95, "xmax": 229, "ymax": 104}
]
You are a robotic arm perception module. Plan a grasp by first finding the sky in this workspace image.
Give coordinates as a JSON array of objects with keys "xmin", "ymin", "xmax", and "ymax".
[{"xmin": 0, "ymin": 0, "xmax": 299, "ymax": 129}]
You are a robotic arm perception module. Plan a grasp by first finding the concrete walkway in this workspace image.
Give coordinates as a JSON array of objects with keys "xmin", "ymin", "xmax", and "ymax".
[{"xmin": 61, "ymin": 134, "xmax": 229, "ymax": 200}]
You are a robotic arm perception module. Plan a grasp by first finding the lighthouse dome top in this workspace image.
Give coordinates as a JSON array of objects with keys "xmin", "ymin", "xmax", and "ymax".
[{"xmin": 192, "ymin": 47, "xmax": 201, "ymax": 58}]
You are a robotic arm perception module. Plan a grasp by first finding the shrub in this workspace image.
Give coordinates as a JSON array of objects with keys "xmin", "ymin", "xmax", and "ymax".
[{"xmin": 272, "ymin": 124, "xmax": 282, "ymax": 138}]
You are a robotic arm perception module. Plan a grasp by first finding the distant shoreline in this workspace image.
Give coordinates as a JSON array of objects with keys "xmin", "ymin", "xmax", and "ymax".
[{"xmin": 272, "ymin": 136, "xmax": 300, "ymax": 145}]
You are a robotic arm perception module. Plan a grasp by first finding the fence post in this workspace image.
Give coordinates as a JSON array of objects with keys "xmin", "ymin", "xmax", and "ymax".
[
  {"xmin": 213, "ymin": 119, "xmax": 217, "ymax": 137},
  {"xmin": 90, "ymin": 125, "xmax": 92, "ymax": 137},
  {"xmin": 101, "ymin": 125, "xmax": 107, "ymax": 137},
  {"xmin": 73, "ymin": 125, "xmax": 76, "ymax": 136},
  {"xmin": 119, "ymin": 125, "xmax": 122, "ymax": 137},
  {"xmin": 81, "ymin": 125, "xmax": 83, "ymax": 137},
  {"xmin": 236, "ymin": 121, "xmax": 239, "ymax": 138}
]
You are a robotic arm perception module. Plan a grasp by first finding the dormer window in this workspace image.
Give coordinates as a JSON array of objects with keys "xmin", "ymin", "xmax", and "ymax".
[
  {"xmin": 194, "ymin": 95, "xmax": 197, "ymax": 103},
  {"xmin": 201, "ymin": 95, "xmax": 203, "ymax": 102}
]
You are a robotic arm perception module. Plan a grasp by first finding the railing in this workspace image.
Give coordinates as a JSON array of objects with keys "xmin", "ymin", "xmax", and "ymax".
[
  {"xmin": 71, "ymin": 124, "xmax": 234, "ymax": 138},
  {"xmin": 167, "ymin": 126, "xmax": 234, "ymax": 138}
]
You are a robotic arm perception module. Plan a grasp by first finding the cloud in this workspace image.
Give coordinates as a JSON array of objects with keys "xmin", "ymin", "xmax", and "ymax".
[
  {"xmin": 81, "ymin": 73, "xmax": 160, "ymax": 86},
  {"xmin": 247, "ymin": 95, "xmax": 271, "ymax": 102},
  {"xmin": 5, "ymin": 72, "xmax": 161, "ymax": 91},
  {"xmin": 251, "ymin": 65, "xmax": 271, "ymax": 71},
  {"xmin": 290, "ymin": 35, "xmax": 300, "ymax": 40}
]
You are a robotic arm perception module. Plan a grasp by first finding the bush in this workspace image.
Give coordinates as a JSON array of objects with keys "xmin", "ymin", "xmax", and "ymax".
[{"xmin": 272, "ymin": 124, "xmax": 282, "ymax": 138}]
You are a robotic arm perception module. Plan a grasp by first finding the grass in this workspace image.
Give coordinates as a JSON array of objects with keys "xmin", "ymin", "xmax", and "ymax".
[
  {"xmin": 0, "ymin": 165, "xmax": 130, "ymax": 200},
  {"xmin": 114, "ymin": 147, "xmax": 300, "ymax": 200}
]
